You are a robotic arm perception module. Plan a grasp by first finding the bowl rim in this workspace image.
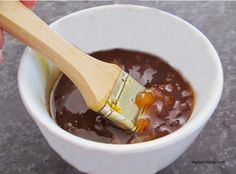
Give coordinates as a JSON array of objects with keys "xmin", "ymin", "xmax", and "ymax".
[{"xmin": 18, "ymin": 4, "xmax": 223, "ymax": 154}]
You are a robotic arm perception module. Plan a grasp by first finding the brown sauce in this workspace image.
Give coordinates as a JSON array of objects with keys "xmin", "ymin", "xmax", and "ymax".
[{"xmin": 49, "ymin": 49, "xmax": 194, "ymax": 144}]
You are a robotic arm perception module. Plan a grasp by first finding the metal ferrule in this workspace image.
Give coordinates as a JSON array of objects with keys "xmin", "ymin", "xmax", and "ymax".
[
  {"xmin": 99, "ymin": 70, "xmax": 143, "ymax": 131},
  {"xmin": 99, "ymin": 104, "xmax": 136, "ymax": 131}
]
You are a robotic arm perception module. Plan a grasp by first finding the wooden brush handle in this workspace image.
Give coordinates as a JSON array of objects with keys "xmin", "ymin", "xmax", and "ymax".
[{"xmin": 0, "ymin": 1, "xmax": 120, "ymax": 111}]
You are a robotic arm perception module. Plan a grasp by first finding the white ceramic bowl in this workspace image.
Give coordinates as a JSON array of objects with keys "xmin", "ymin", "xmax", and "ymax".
[{"xmin": 18, "ymin": 5, "xmax": 223, "ymax": 174}]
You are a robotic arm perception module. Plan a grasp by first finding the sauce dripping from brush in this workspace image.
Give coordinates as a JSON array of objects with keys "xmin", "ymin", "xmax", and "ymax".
[{"xmin": 135, "ymin": 89, "xmax": 155, "ymax": 132}]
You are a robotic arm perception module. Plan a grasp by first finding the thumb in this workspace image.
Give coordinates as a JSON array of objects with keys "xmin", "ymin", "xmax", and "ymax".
[{"xmin": 20, "ymin": 0, "xmax": 37, "ymax": 9}]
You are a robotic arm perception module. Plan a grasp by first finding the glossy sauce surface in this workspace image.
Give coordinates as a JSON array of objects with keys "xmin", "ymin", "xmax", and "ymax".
[{"xmin": 49, "ymin": 49, "xmax": 194, "ymax": 144}]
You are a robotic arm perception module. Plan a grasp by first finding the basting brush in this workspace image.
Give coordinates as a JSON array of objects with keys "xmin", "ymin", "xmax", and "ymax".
[{"xmin": 0, "ymin": 1, "xmax": 147, "ymax": 131}]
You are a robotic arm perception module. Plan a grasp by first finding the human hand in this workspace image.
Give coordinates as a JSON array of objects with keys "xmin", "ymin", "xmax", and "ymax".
[{"xmin": 0, "ymin": 0, "xmax": 36, "ymax": 63}]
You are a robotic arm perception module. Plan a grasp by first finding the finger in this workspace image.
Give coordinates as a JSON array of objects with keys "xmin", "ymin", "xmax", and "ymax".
[
  {"xmin": 20, "ymin": 0, "xmax": 37, "ymax": 9},
  {"xmin": 0, "ymin": 28, "xmax": 4, "ymax": 64}
]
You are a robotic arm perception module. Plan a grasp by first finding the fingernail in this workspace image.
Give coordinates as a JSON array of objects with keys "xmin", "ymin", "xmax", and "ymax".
[{"xmin": 0, "ymin": 49, "xmax": 3, "ymax": 64}]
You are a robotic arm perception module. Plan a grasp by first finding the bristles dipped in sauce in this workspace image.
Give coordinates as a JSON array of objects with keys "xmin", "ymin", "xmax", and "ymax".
[{"xmin": 49, "ymin": 49, "xmax": 194, "ymax": 144}]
